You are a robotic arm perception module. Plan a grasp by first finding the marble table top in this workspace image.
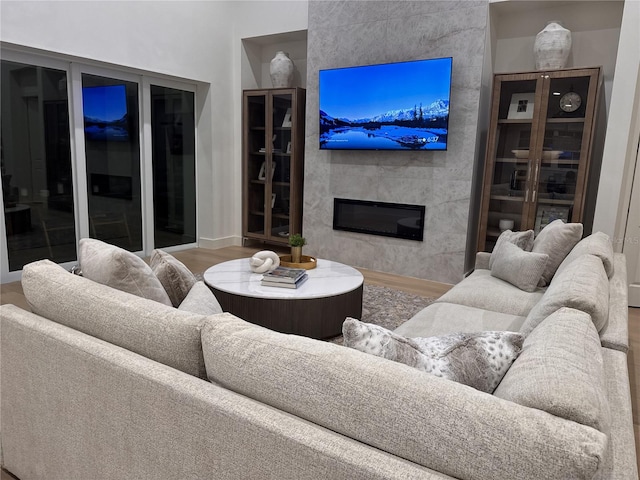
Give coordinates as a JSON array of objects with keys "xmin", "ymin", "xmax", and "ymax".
[{"xmin": 203, "ymin": 257, "xmax": 363, "ymax": 300}]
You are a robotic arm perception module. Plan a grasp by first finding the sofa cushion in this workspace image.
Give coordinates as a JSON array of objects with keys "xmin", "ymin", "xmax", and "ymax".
[
  {"xmin": 495, "ymin": 307, "xmax": 610, "ymax": 433},
  {"xmin": 201, "ymin": 314, "xmax": 607, "ymax": 480},
  {"xmin": 531, "ymin": 219, "xmax": 583, "ymax": 286},
  {"xmin": 178, "ymin": 281, "xmax": 223, "ymax": 315},
  {"xmin": 520, "ymin": 254, "xmax": 609, "ymax": 336},
  {"xmin": 150, "ymin": 249, "xmax": 197, "ymax": 307},
  {"xmin": 394, "ymin": 302, "xmax": 526, "ymax": 338},
  {"xmin": 79, "ymin": 238, "xmax": 171, "ymax": 306},
  {"xmin": 343, "ymin": 318, "xmax": 523, "ymax": 393},
  {"xmin": 490, "ymin": 241, "xmax": 548, "ymax": 292},
  {"xmin": 599, "ymin": 254, "xmax": 630, "ymax": 353},
  {"xmin": 21, "ymin": 259, "xmax": 209, "ymax": 378},
  {"xmin": 488, "ymin": 229, "xmax": 534, "ymax": 269},
  {"xmin": 555, "ymin": 231, "xmax": 614, "ymax": 279},
  {"xmin": 435, "ymin": 269, "xmax": 545, "ymax": 317}
]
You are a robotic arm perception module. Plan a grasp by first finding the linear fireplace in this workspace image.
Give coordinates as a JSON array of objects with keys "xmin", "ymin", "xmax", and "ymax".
[{"xmin": 333, "ymin": 198, "xmax": 425, "ymax": 241}]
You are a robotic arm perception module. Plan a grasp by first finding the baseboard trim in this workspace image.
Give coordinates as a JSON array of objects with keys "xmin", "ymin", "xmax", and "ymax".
[
  {"xmin": 629, "ymin": 283, "xmax": 640, "ymax": 307},
  {"xmin": 198, "ymin": 235, "xmax": 243, "ymax": 250}
]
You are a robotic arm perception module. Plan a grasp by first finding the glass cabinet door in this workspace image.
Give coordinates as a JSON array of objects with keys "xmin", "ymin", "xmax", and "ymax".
[
  {"xmin": 480, "ymin": 75, "xmax": 541, "ymax": 250},
  {"xmin": 245, "ymin": 94, "xmax": 268, "ymax": 237},
  {"xmin": 532, "ymin": 73, "xmax": 594, "ymax": 234},
  {"xmin": 270, "ymin": 92, "xmax": 293, "ymax": 239}
]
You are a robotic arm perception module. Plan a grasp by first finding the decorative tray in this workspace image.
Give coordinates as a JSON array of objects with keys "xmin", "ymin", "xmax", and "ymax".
[{"xmin": 279, "ymin": 255, "xmax": 317, "ymax": 270}]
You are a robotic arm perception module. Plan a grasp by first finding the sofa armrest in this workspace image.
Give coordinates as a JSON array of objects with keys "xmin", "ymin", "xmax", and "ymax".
[{"xmin": 475, "ymin": 252, "xmax": 491, "ymax": 270}]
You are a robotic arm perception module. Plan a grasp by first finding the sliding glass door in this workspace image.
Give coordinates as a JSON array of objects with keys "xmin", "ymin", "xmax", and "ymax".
[
  {"xmin": 150, "ymin": 85, "xmax": 196, "ymax": 248},
  {"xmin": 1, "ymin": 52, "xmax": 198, "ymax": 282},
  {"xmin": 81, "ymin": 74, "xmax": 142, "ymax": 251},
  {"xmin": 1, "ymin": 60, "xmax": 77, "ymax": 271}
]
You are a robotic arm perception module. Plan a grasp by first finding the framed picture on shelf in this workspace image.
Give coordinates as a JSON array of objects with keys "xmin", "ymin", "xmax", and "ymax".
[
  {"xmin": 507, "ymin": 93, "xmax": 535, "ymax": 120},
  {"xmin": 282, "ymin": 108, "xmax": 292, "ymax": 127},
  {"xmin": 286, "ymin": 141, "xmax": 292, "ymax": 154},
  {"xmin": 258, "ymin": 161, "xmax": 276, "ymax": 181},
  {"xmin": 534, "ymin": 205, "xmax": 571, "ymax": 234},
  {"xmin": 271, "ymin": 193, "xmax": 276, "ymax": 209}
]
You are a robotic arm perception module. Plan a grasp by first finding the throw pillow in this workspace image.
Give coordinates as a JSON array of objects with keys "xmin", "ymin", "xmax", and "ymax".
[
  {"xmin": 519, "ymin": 254, "xmax": 609, "ymax": 336},
  {"xmin": 342, "ymin": 318, "xmax": 523, "ymax": 393},
  {"xmin": 489, "ymin": 229, "xmax": 534, "ymax": 270},
  {"xmin": 490, "ymin": 241, "xmax": 548, "ymax": 292},
  {"xmin": 150, "ymin": 249, "xmax": 197, "ymax": 307},
  {"xmin": 495, "ymin": 307, "xmax": 610, "ymax": 433},
  {"xmin": 79, "ymin": 238, "xmax": 172, "ymax": 306},
  {"xmin": 532, "ymin": 219, "xmax": 583, "ymax": 286},
  {"xmin": 555, "ymin": 231, "xmax": 614, "ymax": 279},
  {"xmin": 178, "ymin": 281, "xmax": 223, "ymax": 315}
]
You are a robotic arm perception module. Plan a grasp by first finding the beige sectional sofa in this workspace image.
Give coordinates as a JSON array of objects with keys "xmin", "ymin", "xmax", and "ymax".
[{"xmin": 0, "ymin": 228, "xmax": 637, "ymax": 480}]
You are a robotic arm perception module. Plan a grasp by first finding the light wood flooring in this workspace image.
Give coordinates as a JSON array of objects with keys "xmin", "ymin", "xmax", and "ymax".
[{"xmin": 1, "ymin": 245, "xmax": 639, "ymax": 478}]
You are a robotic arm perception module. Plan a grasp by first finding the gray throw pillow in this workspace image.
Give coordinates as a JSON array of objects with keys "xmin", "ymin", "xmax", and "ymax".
[
  {"xmin": 342, "ymin": 318, "xmax": 523, "ymax": 393},
  {"xmin": 490, "ymin": 241, "xmax": 549, "ymax": 292},
  {"xmin": 495, "ymin": 307, "xmax": 610, "ymax": 433},
  {"xmin": 79, "ymin": 238, "xmax": 172, "ymax": 306},
  {"xmin": 532, "ymin": 219, "xmax": 583, "ymax": 286},
  {"xmin": 178, "ymin": 281, "xmax": 223, "ymax": 315},
  {"xmin": 150, "ymin": 249, "xmax": 197, "ymax": 306},
  {"xmin": 489, "ymin": 229, "xmax": 534, "ymax": 270}
]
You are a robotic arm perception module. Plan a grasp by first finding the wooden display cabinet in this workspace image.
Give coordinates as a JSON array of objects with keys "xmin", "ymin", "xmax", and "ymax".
[
  {"xmin": 477, "ymin": 67, "xmax": 603, "ymax": 252},
  {"xmin": 242, "ymin": 88, "xmax": 305, "ymax": 245}
]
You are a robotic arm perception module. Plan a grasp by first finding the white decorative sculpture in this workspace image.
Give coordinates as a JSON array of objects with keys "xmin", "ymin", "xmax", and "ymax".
[
  {"xmin": 270, "ymin": 51, "xmax": 294, "ymax": 88},
  {"xmin": 249, "ymin": 250, "xmax": 281, "ymax": 273},
  {"xmin": 534, "ymin": 21, "xmax": 572, "ymax": 70}
]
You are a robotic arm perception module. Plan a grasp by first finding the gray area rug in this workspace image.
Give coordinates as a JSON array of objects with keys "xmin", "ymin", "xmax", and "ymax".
[{"xmin": 330, "ymin": 284, "xmax": 435, "ymax": 344}]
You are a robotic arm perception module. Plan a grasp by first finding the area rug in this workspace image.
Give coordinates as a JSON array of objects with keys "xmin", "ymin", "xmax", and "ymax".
[{"xmin": 329, "ymin": 284, "xmax": 436, "ymax": 344}]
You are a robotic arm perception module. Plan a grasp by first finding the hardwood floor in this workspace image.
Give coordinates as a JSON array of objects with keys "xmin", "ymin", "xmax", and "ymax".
[{"xmin": 1, "ymin": 246, "xmax": 639, "ymax": 476}]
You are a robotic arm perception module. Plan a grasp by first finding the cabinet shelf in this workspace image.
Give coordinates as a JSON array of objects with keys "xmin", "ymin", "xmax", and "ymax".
[
  {"xmin": 498, "ymin": 119, "xmax": 533, "ymax": 124},
  {"xmin": 537, "ymin": 198, "xmax": 574, "ymax": 206},
  {"xmin": 496, "ymin": 158, "xmax": 529, "ymax": 163},
  {"xmin": 490, "ymin": 195, "xmax": 525, "ymax": 202},
  {"xmin": 546, "ymin": 117, "xmax": 585, "ymax": 123}
]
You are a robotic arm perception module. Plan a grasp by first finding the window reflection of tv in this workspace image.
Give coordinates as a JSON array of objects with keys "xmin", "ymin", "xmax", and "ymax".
[
  {"xmin": 319, "ymin": 57, "xmax": 452, "ymax": 151},
  {"xmin": 82, "ymin": 84, "xmax": 129, "ymax": 142}
]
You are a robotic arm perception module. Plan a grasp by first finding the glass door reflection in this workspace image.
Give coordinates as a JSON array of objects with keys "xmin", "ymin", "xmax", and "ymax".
[
  {"xmin": 82, "ymin": 74, "xmax": 142, "ymax": 251},
  {"xmin": 1, "ymin": 60, "xmax": 77, "ymax": 271}
]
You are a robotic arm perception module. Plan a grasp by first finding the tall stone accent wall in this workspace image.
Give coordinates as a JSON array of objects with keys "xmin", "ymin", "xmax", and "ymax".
[{"xmin": 303, "ymin": 0, "xmax": 488, "ymax": 284}]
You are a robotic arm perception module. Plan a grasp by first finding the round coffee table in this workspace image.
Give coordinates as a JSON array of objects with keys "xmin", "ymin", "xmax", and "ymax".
[{"xmin": 203, "ymin": 258, "xmax": 363, "ymax": 339}]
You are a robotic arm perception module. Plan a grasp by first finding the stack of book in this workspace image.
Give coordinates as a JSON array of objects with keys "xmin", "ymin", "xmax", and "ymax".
[{"xmin": 261, "ymin": 266, "xmax": 308, "ymax": 289}]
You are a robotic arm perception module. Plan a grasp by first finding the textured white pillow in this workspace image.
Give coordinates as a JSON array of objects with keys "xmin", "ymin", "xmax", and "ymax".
[
  {"xmin": 532, "ymin": 220, "xmax": 583, "ymax": 286},
  {"xmin": 489, "ymin": 229, "xmax": 534, "ymax": 270},
  {"xmin": 490, "ymin": 241, "xmax": 549, "ymax": 292},
  {"xmin": 178, "ymin": 281, "xmax": 223, "ymax": 315},
  {"xmin": 495, "ymin": 307, "xmax": 610, "ymax": 432},
  {"xmin": 150, "ymin": 249, "xmax": 197, "ymax": 307},
  {"xmin": 342, "ymin": 318, "xmax": 523, "ymax": 393},
  {"xmin": 79, "ymin": 238, "xmax": 172, "ymax": 306}
]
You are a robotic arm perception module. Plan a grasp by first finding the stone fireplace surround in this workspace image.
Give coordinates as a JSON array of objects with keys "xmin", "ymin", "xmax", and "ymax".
[{"xmin": 302, "ymin": 1, "xmax": 488, "ymax": 284}]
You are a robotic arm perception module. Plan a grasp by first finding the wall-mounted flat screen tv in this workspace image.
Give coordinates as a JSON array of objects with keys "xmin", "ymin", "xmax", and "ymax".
[
  {"xmin": 82, "ymin": 84, "xmax": 130, "ymax": 142},
  {"xmin": 319, "ymin": 57, "xmax": 452, "ymax": 151}
]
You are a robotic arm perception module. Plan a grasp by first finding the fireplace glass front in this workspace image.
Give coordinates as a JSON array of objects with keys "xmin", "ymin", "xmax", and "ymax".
[{"xmin": 333, "ymin": 198, "xmax": 425, "ymax": 241}]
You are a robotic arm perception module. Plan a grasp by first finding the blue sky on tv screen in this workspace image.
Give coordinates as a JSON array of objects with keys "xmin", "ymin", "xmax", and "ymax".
[
  {"xmin": 320, "ymin": 57, "xmax": 452, "ymax": 120},
  {"xmin": 82, "ymin": 84, "xmax": 127, "ymax": 122}
]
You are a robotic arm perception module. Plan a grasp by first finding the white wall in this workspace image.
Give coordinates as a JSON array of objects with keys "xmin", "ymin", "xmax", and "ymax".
[{"xmin": 0, "ymin": 0, "xmax": 308, "ymax": 250}]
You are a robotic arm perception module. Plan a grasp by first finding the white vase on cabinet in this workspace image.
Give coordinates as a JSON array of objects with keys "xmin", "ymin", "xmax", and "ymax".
[
  {"xmin": 270, "ymin": 51, "xmax": 294, "ymax": 88},
  {"xmin": 534, "ymin": 21, "xmax": 572, "ymax": 70}
]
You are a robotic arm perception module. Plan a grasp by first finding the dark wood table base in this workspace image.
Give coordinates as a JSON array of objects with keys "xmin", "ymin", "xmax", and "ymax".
[{"xmin": 211, "ymin": 284, "xmax": 363, "ymax": 339}]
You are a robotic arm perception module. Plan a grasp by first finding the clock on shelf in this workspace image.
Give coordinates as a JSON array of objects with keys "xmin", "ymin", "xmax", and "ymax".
[{"xmin": 559, "ymin": 91, "xmax": 582, "ymax": 112}]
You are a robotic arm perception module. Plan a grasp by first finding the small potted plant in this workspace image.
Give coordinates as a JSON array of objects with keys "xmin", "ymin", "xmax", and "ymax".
[{"xmin": 288, "ymin": 233, "xmax": 306, "ymax": 263}]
